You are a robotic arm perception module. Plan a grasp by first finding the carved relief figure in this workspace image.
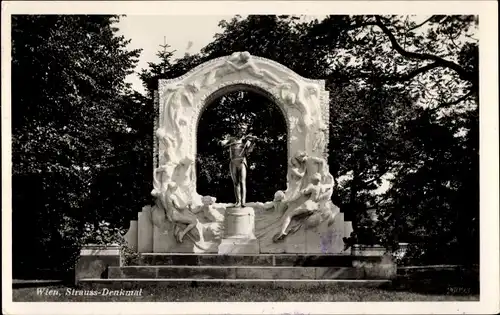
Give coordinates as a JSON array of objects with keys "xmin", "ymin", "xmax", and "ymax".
[
  {"xmin": 260, "ymin": 190, "xmax": 287, "ymax": 214},
  {"xmin": 159, "ymin": 182, "xmax": 200, "ymax": 243},
  {"xmin": 158, "ymin": 84, "xmax": 195, "ymax": 163},
  {"xmin": 167, "ymin": 89, "xmax": 185, "ymax": 133},
  {"xmin": 171, "ymin": 157, "xmax": 195, "ymax": 187},
  {"xmin": 220, "ymin": 127, "xmax": 258, "ymax": 207},
  {"xmin": 150, "ymin": 199, "xmax": 169, "ymax": 230},
  {"xmin": 200, "ymin": 196, "xmax": 224, "ymax": 223},
  {"xmin": 302, "ymin": 155, "xmax": 326, "ymax": 188},
  {"xmin": 318, "ymin": 163, "xmax": 335, "ymax": 201},
  {"xmin": 274, "ymin": 172, "xmax": 323, "ymax": 241},
  {"xmin": 284, "ymin": 151, "xmax": 307, "ymax": 202},
  {"xmin": 152, "ymin": 163, "xmax": 169, "ymax": 195},
  {"xmin": 280, "ymin": 79, "xmax": 321, "ymax": 132},
  {"xmin": 164, "ymin": 84, "xmax": 193, "ymax": 131},
  {"xmin": 267, "ymin": 154, "xmax": 337, "ymax": 242},
  {"xmin": 153, "ymin": 129, "xmax": 179, "ymax": 193},
  {"xmin": 156, "ymin": 128, "xmax": 174, "ymax": 163},
  {"xmin": 312, "ymin": 123, "xmax": 327, "ymax": 154},
  {"xmin": 306, "ymin": 85, "xmax": 321, "ymax": 124},
  {"xmin": 170, "ymin": 157, "xmax": 199, "ymax": 207},
  {"xmin": 224, "ymin": 52, "xmax": 283, "ymax": 86},
  {"xmin": 202, "ymin": 62, "xmax": 236, "ymax": 87},
  {"xmin": 303, "ymin": 163, "xmax": 338, "ymax": 230}
]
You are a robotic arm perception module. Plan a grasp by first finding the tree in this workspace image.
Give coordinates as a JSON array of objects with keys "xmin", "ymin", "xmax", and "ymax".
[
  {"xmin": 375, "ymin": 106, "xmax": 479, "ymax": 264},
  {"xmin": 304, "ymin": 15, "xmax": 478, "ymax": 255},
  {"xmin": 310, "ymin": 15, "xmax": 478, "ymax": 108},
  {"xmin": 11, "ymin": 15, "xmax": 144, "ymax": 277},
  {"xmin": 139, "ymin": 14, "xmax": 479, "ymax": 265}
]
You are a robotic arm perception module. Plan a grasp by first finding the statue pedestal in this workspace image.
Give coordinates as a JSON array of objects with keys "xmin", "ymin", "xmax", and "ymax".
[{"xmin": 218, "ymin": 206, "xmax": 259, "ymax": 254}]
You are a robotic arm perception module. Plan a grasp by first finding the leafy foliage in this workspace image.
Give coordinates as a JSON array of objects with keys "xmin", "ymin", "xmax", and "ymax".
[{"xmin": 11, "ymin": 15, "xmax": 150, "ymax": 278}]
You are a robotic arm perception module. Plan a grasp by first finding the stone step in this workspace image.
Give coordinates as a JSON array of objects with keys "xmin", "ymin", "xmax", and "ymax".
[
  {"xmin": 138, "ymin": 253, "xmax": 386, "ymax": 267},
  {"xmin": 78, "ymin": 278, "xmax": 391, "ymax": 289},
  {"xmin": 108, "ymin": 265, "xmax": 393, "ymax": 280}
]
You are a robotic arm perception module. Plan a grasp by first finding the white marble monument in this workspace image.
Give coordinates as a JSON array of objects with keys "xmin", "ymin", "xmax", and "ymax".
[{"xmin": 124, "ymin": 52, "xmax": 353, "ymax": 254}]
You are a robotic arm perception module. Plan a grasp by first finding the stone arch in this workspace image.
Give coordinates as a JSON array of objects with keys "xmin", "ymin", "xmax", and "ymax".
[
  {"xmin": 155, "ymin": 51, "xmax": 330, "ymax": 199},
  {"xmin": 194, "ymin": 83, "xmax": 291, "ymax": 164},
  {"xmin": 193, "ymin": 84, "xmax": 290, "ymax": 202}
]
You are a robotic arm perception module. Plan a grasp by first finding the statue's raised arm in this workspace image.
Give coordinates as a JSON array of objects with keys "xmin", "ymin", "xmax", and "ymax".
[
  {"xmin": 220, "ymin": 138, "xmax": 230, "ymax": 147},
  {"xmin": 220, "ymin": 135, "xmax": 237, "ymax": 148},
  {"xmin": 242, "ymin": 134, "xmax": 258, "ymax": 154}
]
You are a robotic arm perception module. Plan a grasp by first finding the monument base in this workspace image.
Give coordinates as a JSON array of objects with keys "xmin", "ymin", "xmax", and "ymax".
[
  {"xmin": 126, "ymin": 205, "xmax": 355, "ymax": 254},
  {"xmin": 223, "ymin": 206, "xmax": 256, "ymax": 238},
  {"xmin": 218, "ymin": 238, "xmax": 260, "ymax": 254},
  {"xmin": 218, "ymin": 206, "xmax": 259, "ymax": 254},
  {"xmin": 76, "ymin": 252, "xmax": 397, "ymax": 290}
]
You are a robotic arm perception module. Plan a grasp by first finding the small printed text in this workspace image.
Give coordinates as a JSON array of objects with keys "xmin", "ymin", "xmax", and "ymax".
[{"xmin": 36, "ymin": 288, "xmax": 144, "ymax": 297}]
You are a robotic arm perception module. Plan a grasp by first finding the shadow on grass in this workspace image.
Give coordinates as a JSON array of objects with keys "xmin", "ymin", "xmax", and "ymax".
[
  {"xmin": 13, "ymin": 280, "xmax": 66, "ymax": 289},
  {"xmin": 13, "ymin": 268, "xmax": 75, "ymax": 284},
  {"xmin": 12, "ymin": 269, "xmax": 75, "ymax": 289}
]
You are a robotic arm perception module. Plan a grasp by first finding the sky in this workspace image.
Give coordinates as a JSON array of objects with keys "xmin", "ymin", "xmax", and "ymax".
[
  {"xmin": 115, "ymin": 15, "xmax": 325, "ymax": 95},
  {"xmin": 116, "ymin": 15, "xmax": 239, "ymax": 94}
]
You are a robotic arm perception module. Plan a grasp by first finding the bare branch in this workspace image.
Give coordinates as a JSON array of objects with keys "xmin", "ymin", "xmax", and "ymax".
[
  {"xmin": 343, "ymin": 17, "xmax": 476, "ymax": 85},
  {"xmin": 373, "ymin": 16, "xmax": 474, "ymax": 83}
]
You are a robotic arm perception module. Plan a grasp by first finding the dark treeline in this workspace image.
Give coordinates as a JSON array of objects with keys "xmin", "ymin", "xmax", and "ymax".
[{"xmin": 11, "ymin": 15, "xmax": 478, "ymax": 278}]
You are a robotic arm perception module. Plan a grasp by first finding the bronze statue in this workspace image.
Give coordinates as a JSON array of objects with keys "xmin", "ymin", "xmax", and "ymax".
[{"xmin": 220, "ymin": 129, "xmax": 257, "ymax": 207}]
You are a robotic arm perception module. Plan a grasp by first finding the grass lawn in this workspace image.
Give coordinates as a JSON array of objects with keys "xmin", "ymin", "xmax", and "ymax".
[{"xmin": 12, "ymin": 282, "xmax": 479, "ymax": 302}]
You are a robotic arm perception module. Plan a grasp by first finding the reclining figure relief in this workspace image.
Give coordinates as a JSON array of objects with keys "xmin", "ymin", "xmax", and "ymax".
[
  {"xmin": 224, "ymin": 51, "xmax": 283, "ymax": 87},
  {"xmin": 272, "ymin": 152, "xmax": 338, "ymax": 242},
  {"xmin": 273, "ymin": 172, "xmax": 323, "ymax": 242}
]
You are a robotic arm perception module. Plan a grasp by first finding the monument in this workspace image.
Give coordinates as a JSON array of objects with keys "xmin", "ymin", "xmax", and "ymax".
[
  {"xmin": 76, "ymin": 52, "xmax": 395, "ymax": 286},
  {"xmin": 127, "ymin": 50, "xmax": 350, "ymax": 254}
]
